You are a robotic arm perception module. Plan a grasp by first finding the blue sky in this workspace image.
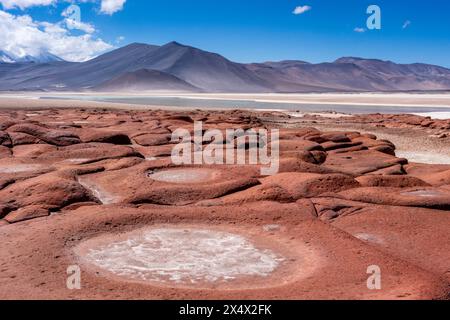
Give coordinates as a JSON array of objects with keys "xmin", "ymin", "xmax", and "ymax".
[{"xmin": 1, "ymin": 0, "xmax": 449, "ymax": 66}]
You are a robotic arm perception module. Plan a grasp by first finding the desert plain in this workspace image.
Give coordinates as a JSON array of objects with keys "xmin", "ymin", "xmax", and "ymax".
[{"xmin": 0, "ymin": 94, "xmax": 449, "ymax": 300}]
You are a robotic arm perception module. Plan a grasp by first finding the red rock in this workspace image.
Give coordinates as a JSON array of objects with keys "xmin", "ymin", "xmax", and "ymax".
[
  {"xmin": 362, "ymin": 133, "xmax": 377, "ymax": 140},
  {"xmin": 279, "ymin": 128, "xmax": 320, "ymax": 140},
  {"xmin": 8, "ymin": 132, "xmax": 42, "ymax": 145},
  {"xmin": 0, "ymin": 108, "xmax": 449, "ymax": 300},
  {"xmin": 37, "ymin": 143, "xmax": 143, "ymax": 163},
  {"xmin": 261, "ymin": 173, "xmax": 360, "ymax": 198},
  {"xmin": 133, "ymin": 133, "xmax": 173, "ymax": 146},
  {"xmin": 275, "ymin": 139, "xmax": 324, "ymax": 152},
  {"xmin": 319, "ymin": 133, "xmax": 351, "ymax": 143},
  {"xmin": 367, "ymin": 164, "xmax": 404, "ymax": 175},
  {"xmin": 333, "ymin": 205, "xmax": 450, "ymax": 282},
  {"xmin": 278, "ymin": 157, "xmax": 337, "ymax": 174},
  {"xmin": 0, "ymin": 145, "xmax": 11, "ymax": 158},
  {"xmin": 0, "ymin": 203, "xmax": 446, "ymax": 299},
  {"xmin": 321, "ymin": 141, "xmax": 362, "ymax": 151},
  {"xmin": 0, "ymin": 131, "xmax": 12, "ymax": 147},
  {"xmin": 405, "ymin": 163, "xmax": 450, "ymax": 176},
  {"xmin": 324, "ymin": 150, "xmax": 408, "ymax": 175},
  {"xmin": 356, "ymin": 175, "xmax": 430, "ymax": 188},
  {"xmin": 0, "ymin": 172, "xmax": 98, "ymax": 218},
  {"xmin": 12, "ymin": 144, "xmax": 57, "ymax": 158},
  {"xmin": 203, "ymin": 173, "xmax": 360, "ymax": 206},
  {"xmin": 328, "ymin": 145, "xmax": 368, "ymax": 154},
  {"xmin": 79, "ymin": 130, "xmax": 131, "ymax": 145},
  {"xmin": 76, "ymin": 163, "xmax": 262, "ymax": 206},
  {"xmin": 409, "ymin": 169, "xmax": 450, "ymax": 187},
  {"xmin": 0, "ymin": 117, "xmax": 16, "ymax": 131},
  {"xmin": 338, "ymin": 187, "xmax": 450, "ymax": 209},
  {"xmin": 7, "ymin": 123, "xmax": 81, "ymax": 146},
  {"xmin": 5, "ymin": 205, "xmax": 50, "ymax": 223},
  {"xmin": 311, "ymin": 197, "xmax": 372, "ymax": 221},
  {"xmin": 133, "ymin": 144, "xmax": 175, "ymax": 158}
]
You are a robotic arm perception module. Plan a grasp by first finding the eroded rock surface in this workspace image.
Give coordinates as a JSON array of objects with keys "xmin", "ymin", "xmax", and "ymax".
[{"xmin": 0, "ymin": 108, "xmax": 449, "ymax": 300}]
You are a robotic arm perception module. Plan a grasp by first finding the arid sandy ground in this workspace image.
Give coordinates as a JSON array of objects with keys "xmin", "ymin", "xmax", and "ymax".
[{"xmin": 0, "ymin": 97, "xmax": 449, "ymax": 300}]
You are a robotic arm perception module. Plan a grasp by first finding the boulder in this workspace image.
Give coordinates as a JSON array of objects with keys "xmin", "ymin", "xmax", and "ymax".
[
  {"xmin": 7, "ymin": 123, "xmax": 81, "ymax": 146},
  {"xmin": 356, "ymin": 175, "xmax": 430, "ymax": 188},
  {"xmin": 0, "ymin": 172, "xmax": 98, "ymax": 217},
  {"xmin": 0, "ymin": 131, "xmax": 12, "ymax": 147},
  {"xmin": 324, "ymin": 150, "xmax": 408, "ymax": 175},
  {"xmin": 5, "ymin": 205, "xmax": 50, "ymax": 224},
  {"xmin": 37, "ymin": 143, "xmax": 144, "ymax": 163},
  {"xmin": 133, "ymin": 133, "xmax": 173, "ymax": 146},
  {"xmin": 80, "ymin": 130, "xmax": 131, "ymax": 145},
  {"xmin": 338, "ymin": 187, "xmax": 450, "ymax": 210}
]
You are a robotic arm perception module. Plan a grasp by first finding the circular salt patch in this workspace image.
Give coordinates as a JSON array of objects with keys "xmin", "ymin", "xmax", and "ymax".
[
  {"xmin": 81, "ymin": 228, "xmax": 284, "ymax": 284},
  {"xmin": 148, "ymin": 169, "xmax": 218, "ymax": 184}
]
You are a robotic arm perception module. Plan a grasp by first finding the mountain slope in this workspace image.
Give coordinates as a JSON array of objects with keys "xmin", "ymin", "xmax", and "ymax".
[
  {"xmin": 0, "ymin": 50, "xmax": 64, "ymax": 63},
  {"xmin": 15, "ymin": 52, "xmax": 64, "ymax": 63},
  {"xmin": 1, "ymin": 42, "xmax": 450, "ymax": 92},
  {"xmin": 0, "ymin": 51, "xmax": 15, "ymax": 63},
  {"xmin": 248, "ymin": 58, "xmax": 450, "ymax": 92},
  {"xmin": 136, "ymin": 41, "xmax": 271, "ymax": 92},
  {"xmin": 94, "ymin": 69, "xmax": 200, "ymax": 92}
]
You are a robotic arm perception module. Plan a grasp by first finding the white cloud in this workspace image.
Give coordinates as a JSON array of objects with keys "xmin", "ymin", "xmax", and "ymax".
[
  {"xmin": 402, "ymin": 20, "xmax": 411, "ymax": 29},
  {"xmin": 293, "ymin": 5, "xmax": 311, "ymax": 15},
  {"xmin": 0, "ymin": 0, "xmax": 55, "ymax": 10},
  {"xmin": 0, "ymin": 9, "xmax": 112, "ymax": 61},
  {"xmin": 64, "ymin": 18, "xmax": 95, "ymax": 33},
  {"xmin": 115, "ymin": 35, "xmax": 125, "ymax": 43},
  {"xmin": 1, "ymin": 0, "xmax": 127, "ymax": 16},
  {"xmin": 61, "ymin": 5, "xmax": 96, "ymax": 33},
  {"xmin": 100, "ymin": 0, "xmax": 126, "ymax": 15},
  {"xmin": 354, "ymin": 27, "xmax": 366, "ymax": 33}
]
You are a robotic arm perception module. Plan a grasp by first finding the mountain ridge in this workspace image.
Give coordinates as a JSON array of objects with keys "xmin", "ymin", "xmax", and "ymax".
[
  {"xmin": 1, "ymin": 41, "xmax": 449, "ymax": 92},
  {"xmin": 0, "ymin": 50, "xmax": 64, "ymax": 64}
]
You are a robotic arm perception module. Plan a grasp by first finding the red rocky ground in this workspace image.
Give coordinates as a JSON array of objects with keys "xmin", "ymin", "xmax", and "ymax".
[{"xmin": 0, "ymin": 108, "xmax": 449, "ymax": 300}]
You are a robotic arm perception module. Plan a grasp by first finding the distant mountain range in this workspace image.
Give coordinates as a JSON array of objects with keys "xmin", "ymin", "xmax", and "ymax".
[
  {"xmin": 1, "ymin": 42, "xmax": 450, "ymax": 92},
  {"xmin": 0, "ymin": 50, "xmax": 64, "ymax": 64}
]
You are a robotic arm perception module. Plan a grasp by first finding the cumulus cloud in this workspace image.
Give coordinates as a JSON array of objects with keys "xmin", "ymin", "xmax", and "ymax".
[
  {"xmin": 1, "ymin": 0, "xmax": 127, "ymax": 15},
  {"xmin": 354, "ymin": 27, "xmax": 366, "ymax": 33},
  {"xmin": 64, "ymin": 17, "xmax": 95, "ymax": 33},
  {"xmin": 0, "ymin": 9, "xmax": 112, "ymax": 61},
  {"xmin": 100, "ymin": 0, "xmax": 126, "ymax": 15},
  {"xmin": 0, "ymin": 0, "xmax": 55, "ymax": 10},
  {"xmin": 293, "ymin": 5, "xmax": 311, "ymax": 15}
]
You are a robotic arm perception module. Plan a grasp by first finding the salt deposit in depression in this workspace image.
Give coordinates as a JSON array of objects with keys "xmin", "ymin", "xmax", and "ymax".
[{"xmin": 78, "ymin": 227, "xmax": 285, "ymax": 286}]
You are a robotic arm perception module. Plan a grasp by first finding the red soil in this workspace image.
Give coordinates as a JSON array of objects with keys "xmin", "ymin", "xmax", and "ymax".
[{"xmin": 0, "ymin": 108, "xmax": 448, "ymax": 300}]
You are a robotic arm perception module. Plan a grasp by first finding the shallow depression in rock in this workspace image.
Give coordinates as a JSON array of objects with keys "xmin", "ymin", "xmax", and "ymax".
[
  {"xmin": 148, "ymin": 169, "xmax": 218, "ymax": 184},
  {"xmin": 0, "ymin": 164, "xmax": 45, "ymax": 173},
  {"xmin": 77, "ymin": 176, "xmax": 118, "ymax": 204},
  {"xmin": 401, "ymin": 189, "xmax": 446, "ymax": 198},
  {"xmin": 77, "ymin": 227, "xmax": 285, "ymax": 285}
]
